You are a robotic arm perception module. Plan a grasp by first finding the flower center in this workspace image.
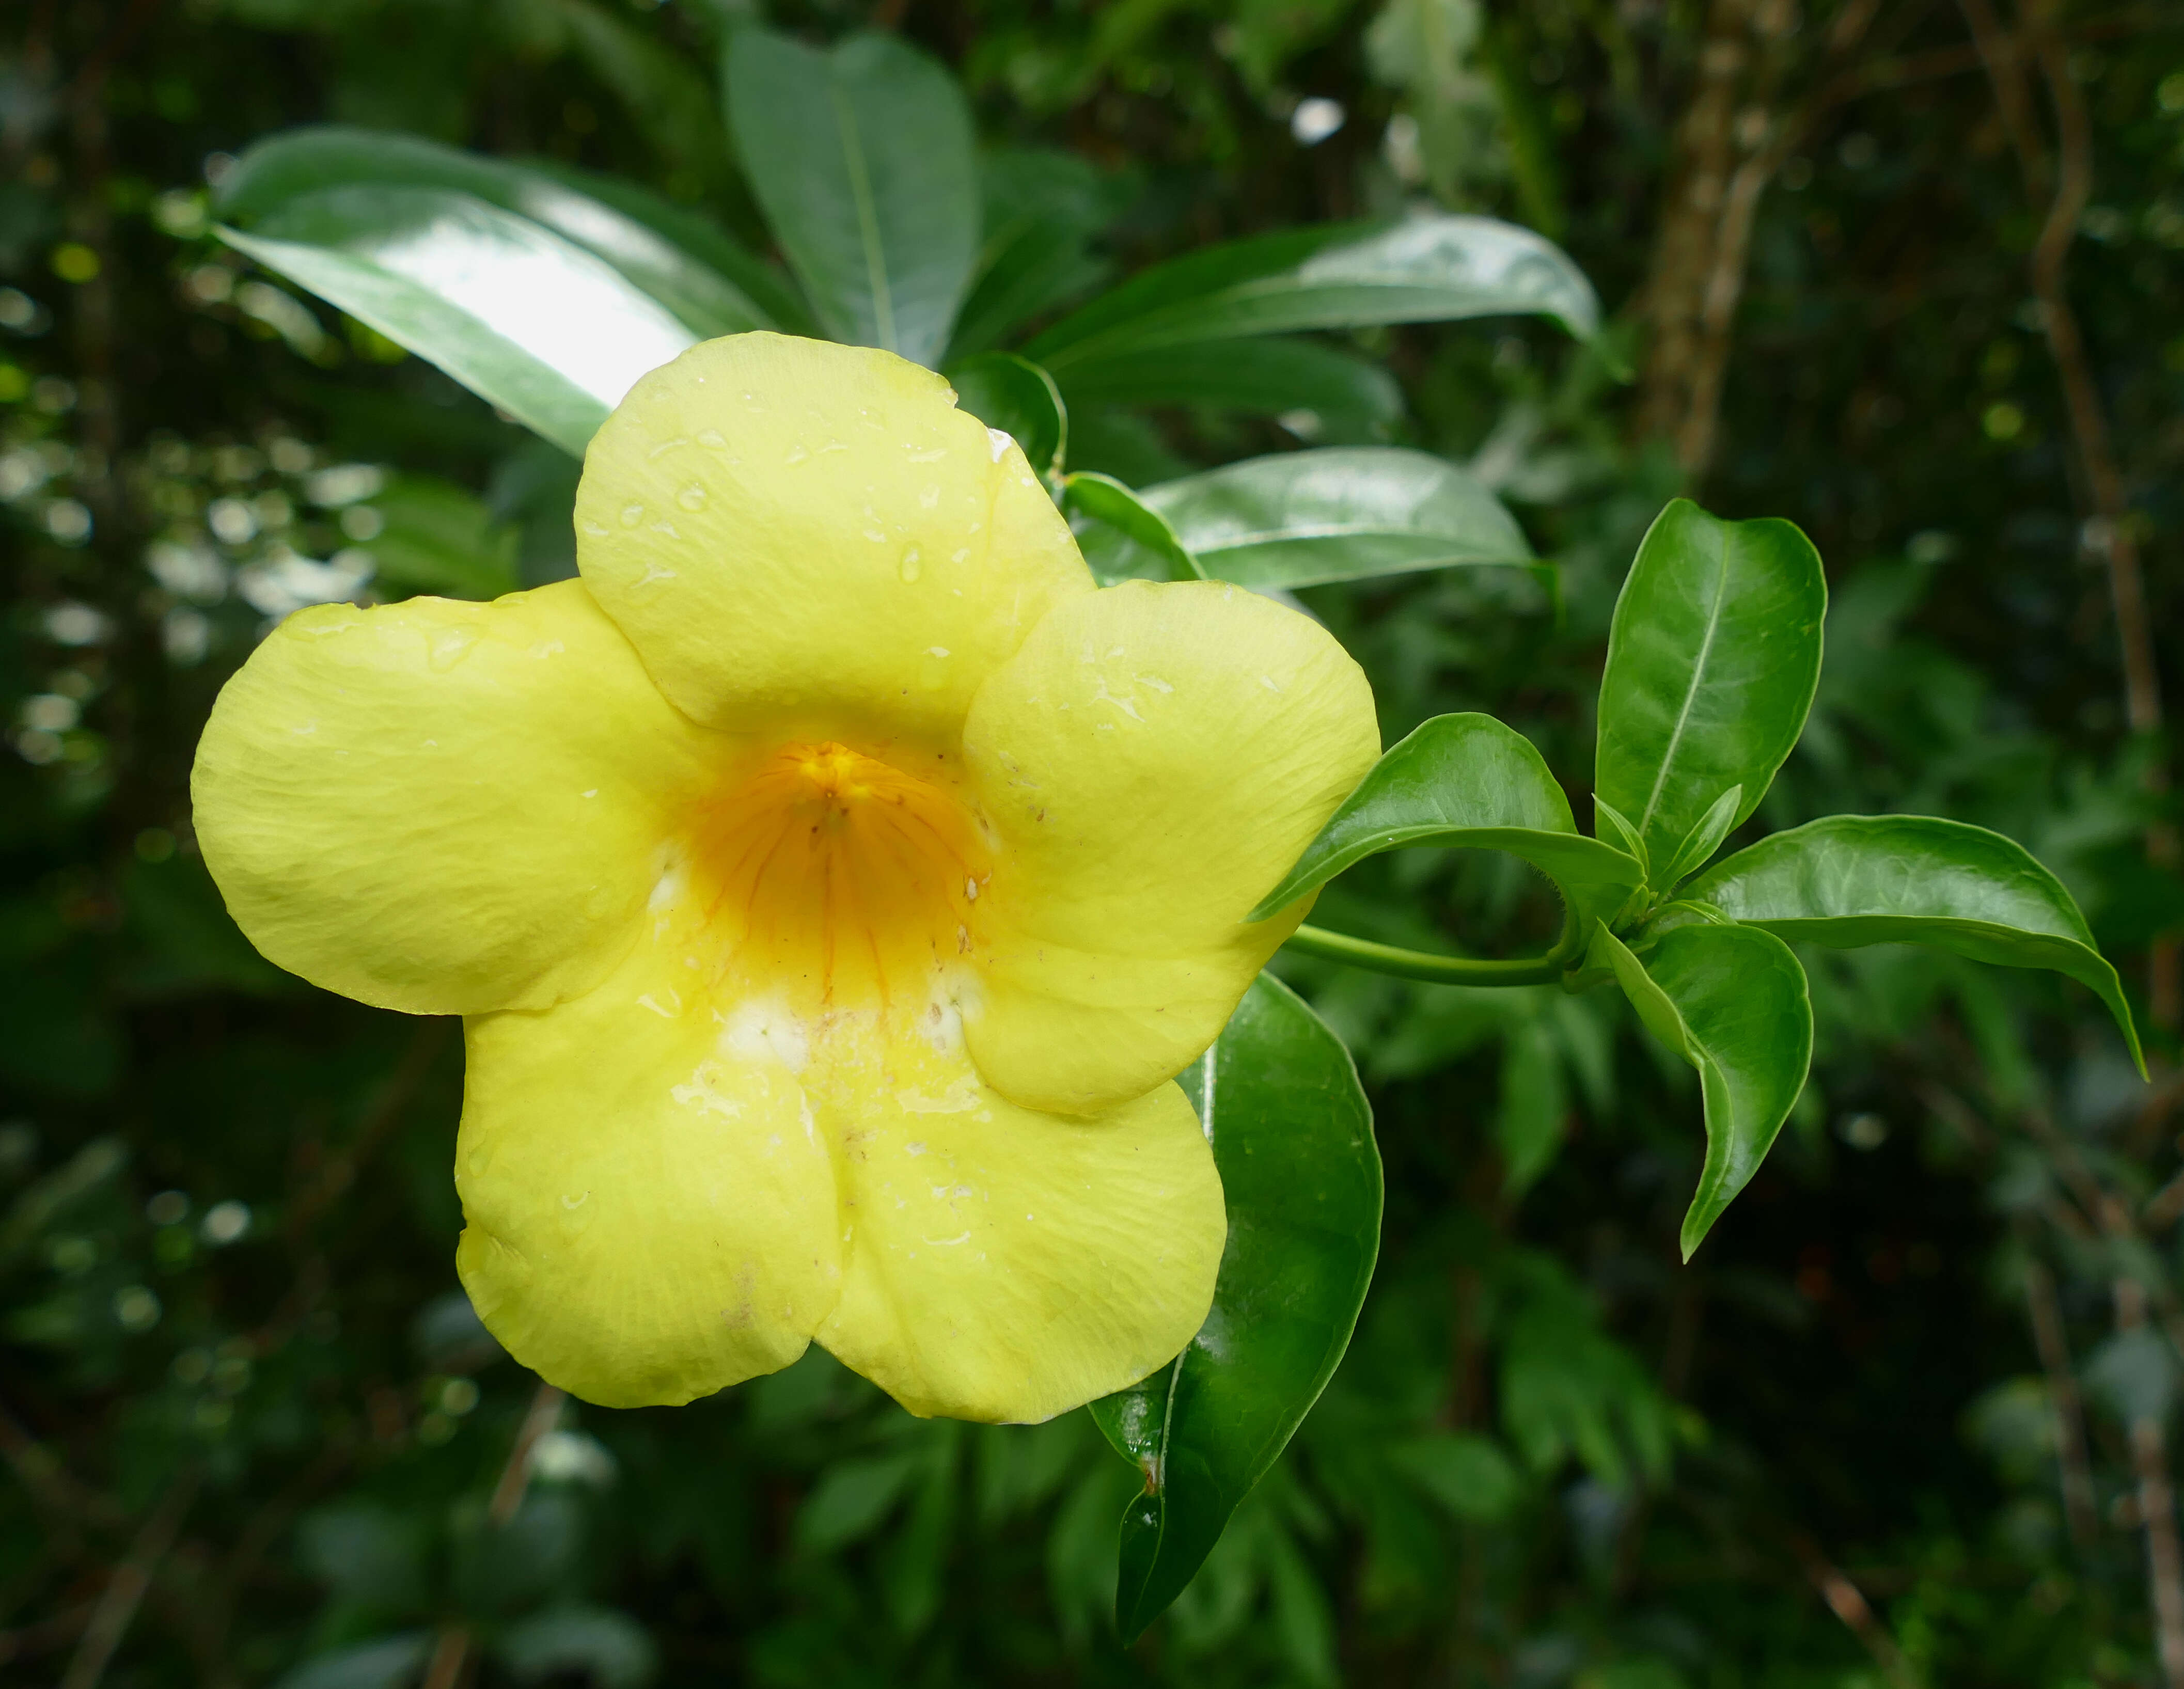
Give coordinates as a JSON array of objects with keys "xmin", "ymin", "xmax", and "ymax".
[{"xmin": 690, "ymin": 740, "xmax": 989, "ymax": 1013}]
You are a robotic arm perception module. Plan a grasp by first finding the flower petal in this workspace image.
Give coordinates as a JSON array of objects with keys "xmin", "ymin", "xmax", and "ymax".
[
  {"xmin": 456, "ymin": 937, "xmax": 841, "ymax": 1409},
  {"xmin": 575, "ymin": 332, "xmax": 1091, "ymax": 743},
  {"xmin": 193, "ymin": 580, "xmax": 719, "ymax": 1015},
  {"xmin": 961, "ymin": 580, "xmax": 1379, "ymax": 1115},
  {"xmin": 810, "ymin": 1030, "xmax": 1222, "ymax": 1424}
]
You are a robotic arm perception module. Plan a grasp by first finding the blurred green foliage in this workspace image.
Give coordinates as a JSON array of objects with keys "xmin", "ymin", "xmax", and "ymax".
[{"xmin": 4, "ymin": 1, "xmax": 2183, "ymax": 1685}]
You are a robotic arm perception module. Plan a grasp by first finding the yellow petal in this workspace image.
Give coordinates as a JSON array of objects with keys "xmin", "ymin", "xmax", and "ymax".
[
  {"xmin": 809, "ymin": 1024, "xmax": 1222, "ymax": 1424},
  {"xmin": 192, "ymin": 580, "xmax": 718, "ymax": 1016},
  {"xmin": 960, "ymin": 580, "xmax": 1379, "ymax": 1115},
  {"xmin": 575, "ymin": 332, "xmax": 1092, "ymax": 745},
  {"xmin": 456, "ymin": 934, "xmax": 841, "ymax": 1409}
]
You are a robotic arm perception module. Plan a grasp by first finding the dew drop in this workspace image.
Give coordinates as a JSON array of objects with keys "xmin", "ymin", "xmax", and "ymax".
[
  {"xmin": 677, "ymin": 483, "xmax": 709, "ymax": 512},
  {"xmin": 899, "ymin": 547, "xmax": 923, "ymax": 582},
  {"xmin": 784, "ymin": 445, "xmax": 809, "ymax": 465},
  {"xmin": 619, "ymin": 502, "xmax": 644, "ymax": 528},
  {"xmin": 696, "ymin": 429, "xmax": 726, "ymax": 449}
]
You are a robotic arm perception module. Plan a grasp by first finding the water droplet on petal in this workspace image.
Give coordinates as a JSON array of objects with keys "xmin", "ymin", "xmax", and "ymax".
[
  {"xmin": 677, "ymin": 483, "xmax": 708, "ymax": 511},
  {"xmin": 619, "ymin": 502, "xmax": 644, "ymax": 527},
  {"xmin": 899, "ymin": 547, "xmax": 922, "ymax": 582}
]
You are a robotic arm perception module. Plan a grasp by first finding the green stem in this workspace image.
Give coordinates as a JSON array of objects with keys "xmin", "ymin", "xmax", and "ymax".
[{"xmin": 1283, "ymin": 923, "xmax": 1571, "ymax": 988}]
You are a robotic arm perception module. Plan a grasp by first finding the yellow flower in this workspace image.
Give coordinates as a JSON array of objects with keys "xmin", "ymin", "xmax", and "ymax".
[{"xmin": 192, "ymin": 334, "xmax": 1379, "ymax": 1422}]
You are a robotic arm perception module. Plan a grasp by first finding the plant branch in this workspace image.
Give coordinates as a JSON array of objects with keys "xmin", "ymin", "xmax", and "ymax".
[
  {"xmin": 1283, "ymin": 923, "xmax": 1570, "ymax": 987},
  {"xmin": 58, "ymin": 1471, "xmax": 197, "ymax": 1689},
  {"xmin": 2116, "ymin": 1277, "xmax": 2184, "ymax": 1689},
  {"xmin": 2019, "ymin": 1243, "xmax": 2100, "ymax": 1549},
  {"xmin": 420, "ymin": 1381, "xmax": 567, "ymax": 1689}
]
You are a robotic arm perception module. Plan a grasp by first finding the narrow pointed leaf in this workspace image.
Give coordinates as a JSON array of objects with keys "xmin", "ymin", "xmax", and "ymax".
[
  {"xmin": 1686, "ymin": 813, "xmax": 2143, "ymax": 1073},
  {"xmin": 1026, "ymin": 212, "xmax": 1600, "ymax": 371},
  {"xmin": 1251, "ymin": 714, "xmax": 1641, "ymax": 930},
  {"xmin": 217, "ymin": 126, "xmax": 790, "ymax": 336},
  {"xmin": 726, "ymin": 29, "xmax": 977, "ymax": 367},
  {"xmin": 1061, "ymin": 473, "xmax": 1198, "ymax": 583},
  {"xmin": 1053, "ymin": 336, "xmax": 1402, "ymax": 432},
  {"xmin": 1090, "ymin": 973, "xmax": 1380, "ymax": 1642},
  {"xmin": 947, "ymin": 352, "xmax": 1066, "ymax": 482},
  {"xmin": 220, "ymin": 187, "xmax": 697, "ymax": 457},
  {"xmin": 1082, "ymin": 448, "xmax": 1532, "ymax": 592},
  {"xmin": 1593, "ymin": 923, "xmax": 1812, "ymax": 1258},
  {"xmin": 1590, "ymin": 794, "xmax": 1648, "ymax": 876},
  {"xmin": 1595, "ymin": 499, "xmax": 1827, "ymax": 870},
  {"xmin": 1658, "ymin": 784, "xmax": 1743, "ymax": 892}
]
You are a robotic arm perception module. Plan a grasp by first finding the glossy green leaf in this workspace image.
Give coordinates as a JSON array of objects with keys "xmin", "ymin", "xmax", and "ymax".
[
  {"xmin": 221, "ymin": 187, "xmax": 698, "ymax": 458},
  {"xmin": 516, "ymin": 159, "xmax": 812, "ymax": 333},
  {"xmin": 1090, "ymin": 973, "xmax": 1380, "ymax": 1643},
  {"xmin": 1053, "ymin": 337, "xmax": 1402, "ymax": 434},
  {"xmin": 947, "ymin": 352, "xmax": 1066, "ymax": 481},
  {"xmin": 217, "ymin": 126, "xmax": 787, "ymax": 336},
  {"xmin": 1595, "ymin": 499, "xmax": 1827, "ymax": 870},
  {"xmin": 1251, "ymin": 714, "xmax": 1642, "ymax": 929},
  {"xmin": 725, "ymin": 28, "xmax": 977, "ymax": 368},
  {"xmin": 1025, "ymin": 212, "xmax": 1600, "ymax": 372},
  {"xmin": 1060, "ymin": 473, "xmax": 1198, "ymax": 584},
  {"xmin": 1078, "ymin": 448, "xmax": 1532, "ymax": 593},
  {"xmin": 1685, "ymin": 813, "xmax": 2144, "ymax": 1073},
  {"xmin": 1657, "ymin": 783, "xmax": 1743, "ymax": 892},
  {"xmin": 1591, "ymin": 795, "xmax": 1651, "ymax": 882},
  {"xmin": 1592, "ymin": 922, "xmax": 1812, "ymax": 1259}
]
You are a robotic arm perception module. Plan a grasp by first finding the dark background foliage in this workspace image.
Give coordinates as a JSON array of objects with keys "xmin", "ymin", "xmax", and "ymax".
[{"xmin": 5, "ymin": 0, "xmax": 2183, "ymax": 1684}]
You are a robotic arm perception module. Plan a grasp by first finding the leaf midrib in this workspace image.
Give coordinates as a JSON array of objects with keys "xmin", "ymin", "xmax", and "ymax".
[
  {"xmin": 828, "ymin": 78, "xmax": 895, "ymax": 353},
  {"xmin": 1637, "ymin": 524, "xmax": 1732, "ymax": 841}
]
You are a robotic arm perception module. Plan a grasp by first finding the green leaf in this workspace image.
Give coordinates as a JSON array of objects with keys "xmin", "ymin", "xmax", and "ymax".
[
  {"xmin": 1250, "ymin": 714, "xmax": 1642, "ymax": 930},
  {"xmin": 947, "ymin": 352, "xmax": 1066, "ymax": 481},
  {"xmin": 1685, "ymin": 813, "xmax": 2144, "ymax": 1074},
  {"xmin": 1080, "ymin": 448, "xmax": 1533, "ymax": 593},
  {"xmin": 948, "ymin": 147, "xmax": 1120, "ymax": 359},
  {"xmin": 1592, "ymin": 922, "xmax": 1812, "ymax": 1259},
  {"xmin": 1594, "ymin": 499, "xmax": 1827, "ymax": 870},
  {"xmin": 1090, "ymin": 973, "xmax": 1380, "ymax": 1643},
  {"xmin": 1052, "ymin": 337, "xmax": 1402, "ymax": 435},
  {"xmin": 217, "ymin": 126, "xmax": 787, "ymax": 336},
  {"xmin": 725, "ymin": 28, "xmax": 977, "ymax": 367},
  {"xmin": 1386, "ymin": 1432, "xmax": 1525, "ymax": 1524},
  {"xmin": 491, "ymin": 1607, "xmax": 656, "ymax": 1689},
  {"xmin": 219, "ymin": 186, "xmax": 697, "ymax": 457},
  {"xmin": 1025, "ymin": 212, "xmax": 1600, "ymax": 372},
  {"xmin": 1656, "ymin": 783, "xmax": 1742, "ymax": 892},
  {"xmin": 515, "ymin": 160, "xmax": 812, "ymax": 333},
  {"xmin": 356, "ymin": 474, "xmax": 520, "ymax": 602},
  {"xmin": 1060, "ymin": 472, "xmax": 1198, "ymax": 584},
  {"xmin": 1591, "ymin": 794, "xmax": 1651, "ymax": 883}
]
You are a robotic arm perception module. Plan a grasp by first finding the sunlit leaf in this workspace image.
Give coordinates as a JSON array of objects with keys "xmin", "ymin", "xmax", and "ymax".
[
  {"xmin": 221, "ymin": 186, "xmax": 697, "ymax": 456},
  {"xmin": 1090, "ymin": 973, "xmax": 1380, "ymax": 1642},
  {"xmin": 218, "ymin": 126, "xmax": 787, "ymax": 336},
  {"xmin": 1686, "ymin": 813, "xmax": 2143, "ymax": 1072},
  {"xmin": 725, "ymin": 28, "xmax": 977, "ymax": 367}
]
